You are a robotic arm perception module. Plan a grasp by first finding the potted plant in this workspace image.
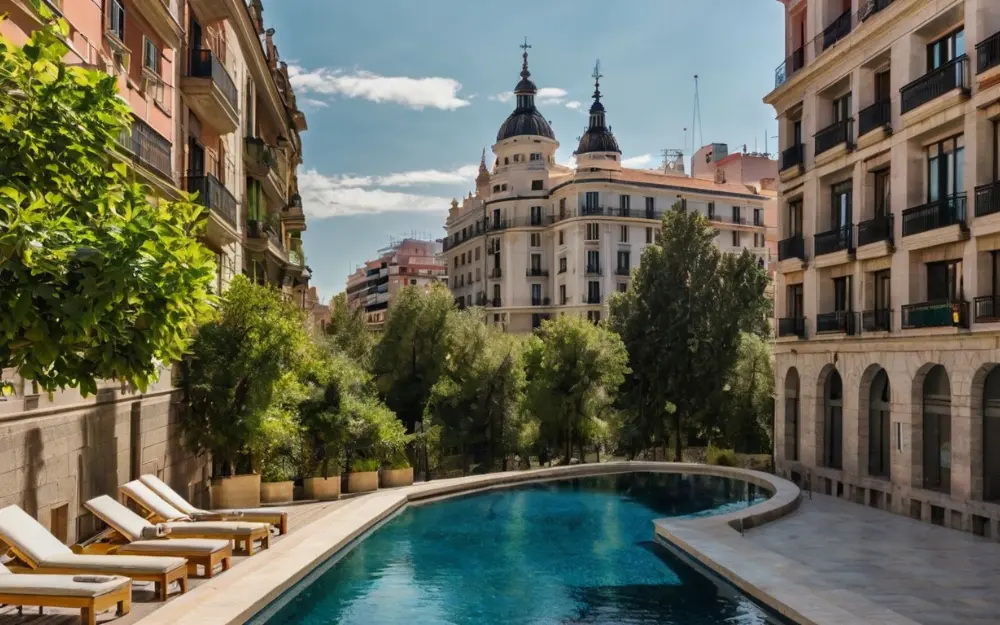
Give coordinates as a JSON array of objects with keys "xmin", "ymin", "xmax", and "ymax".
[
  {"xmin": 344, "ymin": 394, "xmax": 409, "ymax": 494},
  {"xmin": 346, "ymin": 457, "xmax": 381, "ymax": 493},
  {"xmin": 179, "ymin": 276, "xmax": 310, "ymax": 509},
  {"xmin": 381, "ymin": 451, "xmax": 414, "ymax": 488},
  {"xmin": 260, "ymin": 457, "xmax": 296, "ymax": 503}
]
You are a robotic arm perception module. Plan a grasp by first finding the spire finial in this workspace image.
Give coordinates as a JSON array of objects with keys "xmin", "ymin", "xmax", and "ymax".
[
  {"xmin": 592, "ymin": 59, "xmax": 602, "ymax": 101},
  {"xmin": 481, "ymin": 147, "xmax": 486, "ymax": 166},
  {"xmin": 520, "ymin": 37, "xmax": 531, "ymax": 79}
]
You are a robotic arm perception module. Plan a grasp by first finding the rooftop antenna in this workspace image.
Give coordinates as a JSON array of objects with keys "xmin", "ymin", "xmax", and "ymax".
[{"xmin": 691, "ymin": 75, "xmax": 703, "ymax": 157}]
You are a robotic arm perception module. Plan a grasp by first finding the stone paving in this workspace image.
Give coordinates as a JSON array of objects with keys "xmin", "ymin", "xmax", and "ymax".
[{"xmin": 745, "ymin": 493, "xmax": 1000, "ymax": 625}]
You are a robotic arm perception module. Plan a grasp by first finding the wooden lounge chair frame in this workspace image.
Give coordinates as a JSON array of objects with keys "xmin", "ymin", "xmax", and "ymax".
[
  {"xmin": 139, "ymin": 475, "xmax": 289, "ymax": 535},
  {"xmin": 0, "ymin": 579, "xmax": 131, "ymax": 625},
  {"xmin": 0, "ymin": 539, "xmax": 187, "ymax": 602},
  {"xmin": 73, "ymin": 528, "xmax": 233, "ymax": 579},
  {"xmin": 118, "ymin": 490, "xmax": 271, "ymax": 555}
]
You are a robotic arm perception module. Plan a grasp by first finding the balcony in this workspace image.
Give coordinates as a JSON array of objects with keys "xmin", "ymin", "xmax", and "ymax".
[
  {"xmin": 777, "ymin": 234, "xmax": 805, "ymax": 262},
  {"xmin": 244, "ymin": 137, "xmax": 276, "ymax": 178},
  {"xmin": 900, "ymin": 55, "xmax": 969, "ymax": 118},
  {"xmin": 135, "ymin": 0, "xmax": 182, "ymax": 48},
  {"xmin": 526, "ymin": 268, "xmax": 549, "ymax": 277},
  {"xmin": 974, "ymin": 296, "xmax": 1000, "ymax": 323},
  {"xmin": 187, "ymin": 174, "xmax": 237, "ymax": 230},
  {"xmin": 815, "ymin": 118, "xmax": 854, "ymax": 161},
  {"xmin": 816, "ymin": 311, "xmax": 859, "ymax": 335},
  {"xmin": 857, "ymin": 214, "xmax": 894, "ymax": 248},
  {"xmin": 862, "ymin": 309, "xmax": 892, "ymax": 332},
  {"xmin": 858, "ymin": 100, "xmax": 891, "ymax": 138},
  {"xmin": 531, "ymin": 297, "xmax": 551, "ymax": 307},
  {"xmin": 977, "ymin": 31, "xmax": 1000, "ymax": 76},
  {"xmin": 583, "ymin": 294, "xmax": 602, "ymax": 305},
  {"xmin": 901, "ymin": 194, "xmax": 966, "ymax": 237},
  {"xmin": 814, "ymin": 226, "xmax": 853, "ymax": 257},
  {"xmin": 182, "ymin": 49, "xmax": 238, "ymax": 133},
  {"xmin": 581, "ymin": 205, "xmax": 605, "ymax": 216},
  {"xmin": 822, "ymin": 10, "xmax": 853, "ymax": 51},
  {"xmin": 490, "ymin": 268, "xmax": 503, "ymax": 279},
  {"xmin": 901, "ymin": 300, "xmax": 968, "ymax": 329},
  {"xmin": 585, "ymin": 265, "xmax": 603, "ymax": 277},
  {"xmin": 615, "ymin": 266, "xmax": 631, "ymax": 276},
  {"xmin": 490, "ymin": 297, "xmax": 502, "ymax": 308},
  {"xmin": 709, "ymin": 214, "xmax": 748, "ymax": 226},
  {"xmin": 188, "ymin": 0, "xmax": 234, "ymax": 22},
  {"xmin": 976, "ymin": 181, "xmax": 1000, "ymax": 218},
  {"xmin": 774, "ymin": 46, "xmax": 805, "ymax": 89},
  {"xmin": 779, "ymin": 144, "xmax": 804, "ymax": 181},
  {"xmin": 858, "ymin": 0, "xmax": 895, "ymax": 22},
  {"xmin": 777, "ymin": 317, "xmax": 806, "ymax": 339},
  {"xmin": 282, "ymin": 194, "xmax": 306, "ymax": 232},
  {"xmin": 476, "ymin": 293, "xmax": 487, "ymax": 306},
  {"xmin": 115, "ymin": 116, "xmax": 172, "ymax": 182}
]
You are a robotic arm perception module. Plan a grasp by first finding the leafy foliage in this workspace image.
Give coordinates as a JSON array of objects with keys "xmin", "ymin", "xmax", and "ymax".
[
  {"xmin": 609, "ymin": 208, "xmax": 771, "ymax": 460},
  {"xmin": 714, "ymin": 332, "xmax": 774, "ymax": 453},
  {"xmin": 253, "ymin": 372, "xmax": 305, "ymax": 483},
  {"xmin": 326, "ymin": 292, "xmax": 376, "ymax": 367},
  {"xmin": 522, "ymin": 315, "xmax": 629, "ymax": 462},
  {"xmin": 179, "ymin": 276, "xmax": 311, "ymax": 475},
  {"xmin": 0, "ymin": 9, "xmax": 215, "ymax": 394}
]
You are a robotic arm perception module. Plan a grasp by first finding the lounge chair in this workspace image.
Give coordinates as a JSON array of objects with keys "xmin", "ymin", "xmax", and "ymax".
[
  {"xmin": 0, "ymin": 562, "xmax": 131, "ymax": 625},
  {"xmin": 82, "ymin": 496, "xmax": 233, "ymax": 578},
  {"xmin": 118, "ymin": 481, "xmax": 271, "ymax": 555},
  {"xmin": 0, "ymin": 505, "xmax": 187, "ymax": 601},
  {"xmin": 139, "ymin": 474, "xmax": 289, "ymax": 535}
]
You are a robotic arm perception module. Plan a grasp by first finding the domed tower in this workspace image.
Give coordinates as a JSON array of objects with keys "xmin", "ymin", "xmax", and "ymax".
[
  {"xmin": 495, "ymin": 40, "xmax": 556, "ymax": 144},
  {"xmin": 574, "ymin": 61, "xmax": 621, "ymax": 171},
  {"xmin": 475, "ymin": 147, "xmax": 491, "ymax": 198}
]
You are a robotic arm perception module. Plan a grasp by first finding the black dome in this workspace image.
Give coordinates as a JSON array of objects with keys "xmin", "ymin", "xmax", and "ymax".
[
  {"xmin": 576, "ymin": 129, "xmax": 620, "ymax": 154},
  {"xmin": 497, "ymin": 109, "xmax": 555, "ymax": 141}
]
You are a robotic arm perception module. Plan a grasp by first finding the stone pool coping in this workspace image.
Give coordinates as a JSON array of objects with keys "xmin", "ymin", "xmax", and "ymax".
[{"xmin": 131, "ymin": 461, "xmax": 800, "ymax": 625}]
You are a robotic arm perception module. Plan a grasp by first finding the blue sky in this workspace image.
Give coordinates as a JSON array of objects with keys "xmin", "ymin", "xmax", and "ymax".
[{"xmin": 261, "ymin": 0, "xmax": 785, "ymax": 301}]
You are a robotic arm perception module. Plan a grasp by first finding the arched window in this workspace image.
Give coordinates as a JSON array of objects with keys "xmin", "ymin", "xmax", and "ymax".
[
  {"xmin": 784, "ymin": 369, "xmax": 800, "ymax": 462},
  {"xmin": 922, "ymin": 365, "xmax": 951, "ymax": 493},
  {"xmin": 824, "ymin": 370, "xmax": 843, "ymax": 469},
  {"xmin": 868, "ymin": 370, "xmax": 891, "ymax": 477},
  {"xmin": 983, "ymin": 367, "xmax": 1000, "ymax": 500}
]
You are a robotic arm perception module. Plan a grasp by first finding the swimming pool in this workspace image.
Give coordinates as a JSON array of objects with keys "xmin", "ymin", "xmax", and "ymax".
[{"xmin": 252, "ymin": 472, "xmax": 787, "ymax": 624}]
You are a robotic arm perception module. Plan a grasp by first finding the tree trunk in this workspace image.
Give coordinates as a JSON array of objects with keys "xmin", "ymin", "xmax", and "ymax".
[{"xmin": 673, "ymin": 412, "xmax": 683, "ymax": 461}]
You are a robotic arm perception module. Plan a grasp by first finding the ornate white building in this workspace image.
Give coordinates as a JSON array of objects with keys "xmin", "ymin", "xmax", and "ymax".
[{"xmin": 442, "ymin": 45, "xmax": 776, "ymax": 333}]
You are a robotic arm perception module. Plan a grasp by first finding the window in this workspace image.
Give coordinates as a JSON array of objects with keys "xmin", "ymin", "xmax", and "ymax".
[
  {"xmin": 823, "ymin": 370, "xmax": 844, "ymax": 470},
  {"xmin": 753, "ymin": 233, "xmax": 761, "ymax": 247},
  {"xmin": 753, "ymin": 208, "xmax": 762, "ymax": 226},
  {"xmin": 559, "ymin": 257, "xmax": 567, "ymax": 273},
  {"xmin": 468, "ymin": 271, "xmax": 472, "ymax": 283},
  {"xmin": 494, "ymin": 314, "xmax": 501, "ymax": 324},
  {"xmin": 559, "ymin": 198, "xmax": 567, "ymax": 219},
  {"xmin": 875, "ymin": 68, "xmax": 891, "ymax": 102},
  {"xmin": 501, "ymin": 184, "xmax": 508, "ymax": 191},
  {"xmin": 586, "ymin": 223, "xmax": 599, "ymax": 240},
  {"xmin": 454, "ymin": 257, "xmax": 459, "ymax": 268},
  {"xmin": 680, "ymin": 198, "xmax": 687, "ymax": 212},
  {"xmin": 413, "ymin": 279, "xmax": 420, "ymax": 286},
  {"xmin": 833, "ymin": 276, "xmax": 852, "ymax": 312},
  {"xmin": 587, "ymin": 281, "xmax": 601, "ymax": 304},
  {"xmin": 831, "ymin": 179, "xmax": 853, "ymax": 230},
  {"xmin": 983, "ymin": 368, "xmax": 1000, "ymax": 500},
  {"xmin": 619, "ymin": 225, "xmax": 628, "ymax": 243},
  {"xmin": 873, "ymin": 168, "xmax": 890, "ymax": 217},
  {"xmin": 587, "ymin": 310, "xmax": 602, "ymax": 323},
  {"xmin": 922, "ymin": 365, "xmax": 952, "ymax": 493},
  {"xmin": 731, "ymin": 230, "xmax": 740, "ymax": 247},
  {"xmin": 475, "ymin": 247, "xmax": 480, "ymax": 261},
  {"xmin": 475, "ymin": 268, "xmax": 481, "ymax": 282},
  {"xmin": 787, "ymin": 283, "xmax": 804, "ymax": 318},
  {"xmin": 617, "ymin": 282, "xmax": 627, "ymax": 293},
  {"xmin": 868, "ymin": 369, "xmax": 891, "ymax": 478},
  {"xmin": 617, "ymin": 250, "xmax": 630, "ymax": 272},
  {"xmin": 530, "ymin": 152, "xmax": 542, "ymax": 161},
  {"xmin": 559, "ymin": 284, "xmax": 567, "ymax": 304},
  {"xmin": 514, "ymin": 154, "xmax": 522, "ymax": 163},
  {"xmin": 793, "ymin": 119, "xmax": 803, "ymax": 146},
  {"xmin": 558, "ymin": 230, "xmax": 564, "ymax": 245},
  {"xmin": 530, "ymin": 232, "xmax": 541, "ymax": 247},
  {"xmin": 645, "ymin": 227, "xmax": 653, "ymax": 244},
  {"xmin": 504, "ymin": 157, "xmax": 510, "ymax": 165},
  {"xmin": 784, "ymin": 369, "xmax": 800, "ymax": 462},
  {"xmin": 108, "ymin": 0, "xmax": 125, "ymax": 42},
  {"xmin": 530, "ymin": 205, "xmax": 543, "ymax": 225},
  {"xmin": 732, "ymin": 206, "xmax": 741, "ymax": 224},
  {"xmin": 531, "ymin": 180, "xmax": 544, "ymax": 191},
  {"xmin": 927, "ymin": 259, "xmax": 963, "ymax": 302},
  {"xmin": 927, "ymin": 28, "xmax": 965, "ymax": 72},
  {"xmin": 585, "ymin": 191, "xmax": 600, "ymax": 211},
  {"xmin": 492, "ymin": 284, "xmax": 500, "ymax": 301},
  {"xmin": 927, "ymin": 135, "xmax": 965, "ymax": 203},
  {"xmin": 143, "ymin": 38, "xmax": 161, "ymax": 76},
  {"xmin": 619, "ymin": 194, "xmax": 631, "ymax": 215},
  {"xmin": 493, "ymin": 184, "xmax": 501, "ymax": 193},
  {"xmin": 708, "ymin": 202, "xmax": 716, "ymax": 219},
  {"xmin": 587, "ymin": 250, "xmax": 600, "ymax": 273},
  {"xmin": 531, "ymin": 284, "xmax": 542, "ymax": 305},
  {"xmin": 832, "ymin": 92, "xmax": 852, "ymax": 124},
  {"xmin": 787, "ymin": 200, "xmax": 803, "ymax": 236},
  {"xmin": 645, "ymin": 196, "xmax": 655, "ymax": 217},
  {"xmin": 530, "ymin": 254, "xmax": 541, "ymax": 271}
]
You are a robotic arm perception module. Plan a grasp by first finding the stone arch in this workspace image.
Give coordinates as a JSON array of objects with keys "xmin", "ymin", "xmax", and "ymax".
[
  {"xmin": 912, "ymin": 364, "xmax": 952, "ymax": 493},
  {"xmin": 815, "ymin": 364, "xmax": 843, "ymax": 470},
  {"xmin": 783, "ymin": 367, "xmax": 801, "ymax": 463},
  {"xmin": 857, "ymin": 364, "xmax": 891, "ymax": 478},
  {"xmin": 972, "ymin": 363, "xmax": 1000, "ymax": 501}
]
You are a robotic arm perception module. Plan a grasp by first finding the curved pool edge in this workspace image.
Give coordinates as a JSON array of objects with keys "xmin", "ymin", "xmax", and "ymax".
[{"xmin": 131, "ymin": 461, "xmax": 802, "ymax": 625}]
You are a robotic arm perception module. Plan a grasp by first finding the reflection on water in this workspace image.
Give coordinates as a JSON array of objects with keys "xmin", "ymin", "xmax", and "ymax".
[{"xmin": 256, "ymin": 472, "xmax": 784, "ymax": 625}]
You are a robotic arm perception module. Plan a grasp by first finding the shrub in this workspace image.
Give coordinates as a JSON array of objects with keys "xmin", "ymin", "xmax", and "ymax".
[
  {"xmin": 351, "ymin": 457, "xmax": 380, "ymax": 473},
  {"xmin": 707, "ymin": 446, "xmax": 738, "ymax": 467},
  {"xmin": 387, "ymin": 452, "xmax": 411, "ymax": 470}
]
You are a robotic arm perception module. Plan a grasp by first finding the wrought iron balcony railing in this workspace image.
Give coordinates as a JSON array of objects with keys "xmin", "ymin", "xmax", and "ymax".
[
  {"xmin": 977, "ymin": 31, "xmax": 1000, "ymax": 75},
  {"xmin": 778, "ymin": 234, "xmax": 805, "ymax": 261},
  {"xmin": 862, "ymin": 309, "xmax": 892, "ymax": 332},
  {"xmin": 188, "ymin": 48, "xmax": 237, "ymax": 109},
  {"xmin": 901, "ymin": 193, "xmax": 966, "ymax": 237},
  {"xmin": 780, "ymin": 143, "xmax": 805, "ymax": 171},
  {"xmin": 901, "ymin": 300, "xmax": 968, "ymax": 329},
  {"xmin": 774, "ymin": 46, "xmax": 805, "ymax": 88},
  {"xmin": 857, "ymin": 214, "xmax": 893, "ymax": 246},
  {"xmin": 777, "ymin": 317, "xmax": 806, "ymax": 338},
  {"xmin": 116, "ymin": 116, "xmax": 172, "ymax": 181},
  {"xmin": 858, "ymin": 99, "xmax": 891, "ymax": 136},
  {"xmin": 186, "ymin": 174, "xmax": 237, "ymax": 228},
  {"xmin": 900, "ymin": 55, "xmax": 969, "ymax": 115},
  {"xmin": 814, "ymin": 226, "xmax": 853, "ymax": 256},
  {"xmin": 816, "ymin": 311, "xmax": 859, "ymax": 335},
  {"xmin": 974, "ymin": 296, "xmax": 1000, "ymax": 323},
  {"xmin": 975, "ymin": 181, "xmax": 1000, "ymax": 218},
  {"xmin": 822, "ymin": 10, "xmax": 853, "ymax": 50}
]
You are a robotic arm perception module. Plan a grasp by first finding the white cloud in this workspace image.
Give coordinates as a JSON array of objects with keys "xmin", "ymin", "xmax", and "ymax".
[
  {"xmin": 490, "ymin": 91, "xmax": 514, "ymax": 103},
  {"xmin": 565, "ymin": 101, "xmax": 583, "ymax": 110},
  {"xmin": 288, "ymin": 65, "xmax": 471, "ymax": 111},
  {"xmin": 301, "ymin": 98, "xmax": 328, "ymax": 108},
  {"xmin": 622, "ymin": 154, "xmax": 655, "ymax": 169},
  {"xmin": 490, "ymin": 87, "xmax": 575, "ymax": 108}
]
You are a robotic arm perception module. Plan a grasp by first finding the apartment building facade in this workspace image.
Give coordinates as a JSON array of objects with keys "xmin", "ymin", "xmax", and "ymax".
[
  {"xmin": 767, "ymin": 0, "xmax": 1000, "ymax": 534},
  {"xmin": 1, "ymin": 0, "xmax": 311, "ymax": 304},
  {"xmin": 443, "ymin": 50, "xmax": 775, "ymax": 333},
  {"xmin": 346, "ymin": 239, "xmax": 448, "ymax": 330}
]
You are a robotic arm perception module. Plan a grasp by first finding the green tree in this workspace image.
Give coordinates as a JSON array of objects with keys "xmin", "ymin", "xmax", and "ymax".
[
  {"xmin": 0, "ymin": 8, "xmax": 215, "ymax": 394},
  {"xmin": 522, "ymin": 315, "xmax": 629, "ymax": 462},
  {"xmin": 608, "ymin": 208, "xmax": 770, "ymax": 460},
  {"xmin": 371, "ymin": 284, "xmax": 453, "ymax": 433},
  {"xmin": 424, "ymin": 309, "xmax": 525, "ymax": 474},
  {"xmin": 179, "ymin": 276, "xmax": 310, "ymax": 476},
  {"xmin": 716, "ymin": 332, "xmax": 774, "ymax": 453},
  {"xmin": 326, "ymin": 292, "xmax": 375, "ymax": 367}
]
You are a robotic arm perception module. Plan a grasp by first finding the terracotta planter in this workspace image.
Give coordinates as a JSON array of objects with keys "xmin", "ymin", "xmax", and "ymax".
[
  {"xmin": 304, "ymin": 476, "xmax": 341, "ymax": 500},
  {"xmin": 210, "ymin": 473, "xmax": 261, "ymax": 509},
  {"xmin": 381, "ymin": 467, "xmax": 414, "ymax": 488},
  {"xmin": 260, "ymin": 480, "xmax": 294, "ymax": 503},
  {"xmin": 346, "ymin": 471, "xmax": 379, "ymax": 494}
]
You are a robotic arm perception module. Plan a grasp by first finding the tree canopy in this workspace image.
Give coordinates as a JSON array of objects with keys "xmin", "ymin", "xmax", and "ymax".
[
  {"xmin": 326, "ymin": 292, "xmax": 376, "ymax": 367},
  {"xmin": 609, "ymin": 208, "xmax": 770, "ymax": 460},
  {"xmin": 0, "ymin": 9, "xmax": 215, "ymax": 394}
]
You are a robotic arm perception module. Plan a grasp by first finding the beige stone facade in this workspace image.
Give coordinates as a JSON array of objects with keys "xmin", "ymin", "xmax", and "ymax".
[{"xmin": 766, "ymin": 0, "xmax": 1000, "ymax": 535}]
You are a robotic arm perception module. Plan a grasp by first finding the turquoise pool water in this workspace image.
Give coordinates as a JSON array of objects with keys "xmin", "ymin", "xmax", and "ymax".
[{"xmin": 255, "ymin": 472, "xmax": 785, "ymax": 624}]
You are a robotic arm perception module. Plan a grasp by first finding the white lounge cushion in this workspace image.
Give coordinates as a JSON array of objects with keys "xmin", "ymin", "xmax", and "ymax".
[
  {"xmin": 162, "ymin": 521, "xmax": 269, "ymax": 537},
  {"xmin": 85, "ymin": 495, "xmax": 148, "ymax": 542},
  {"xmin": 42, "ymin": 553, "xmax": 185, "ymax": 575},
  {"xmin": 139, "ymin": 475, "xmax": 199, "ymax": 516},
  {"xmin": 120, "ymin": 481, "xmax": 188, "ymax": 521},
  {"xmin": 0, "ymin": 506, "xmax": 73, "ymax": 565},
  {"xmin": 117, "ymin": 538, "xmax": 229, "ymax": 555},
  {"xmin": 0, "ymin": 573, "xmax": 129, "ymax": 598}
]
